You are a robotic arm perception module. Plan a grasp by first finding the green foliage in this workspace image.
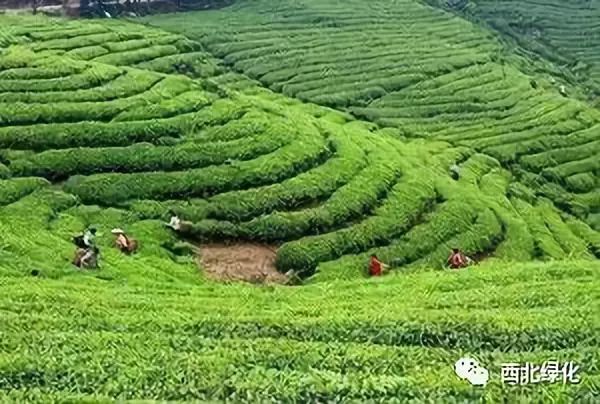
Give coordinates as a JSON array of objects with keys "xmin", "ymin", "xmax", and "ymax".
[
  {"xmin": 0, "ymin": 77, "xmax": 212, "ymax": 125},
  {"xmin": 199, "ymin": 133, "xmax": 368, "ymax": 221},
  {"xmin": 410, "ymin": 208, "xmax": 503, "ymax": 269},
  {"xmin": 0, "ymin": 7, "xmax": 597, "ymax": 281},
  {"xmin": 9, "ymin": 131, "xmax": 288, "ymax": 181},
  {"xmin": 238, "ymin": 147, "xmax": 400, "ymax": 241},
  {"xmin": 65, "ymin": 44, "xmax": 110, "ymax": 60},
  {"xmin": 64, "ymin": 134, "xmax": 331, "ymax": 205},
  {"xmin": 513, "ymin": 199, "xmax": 569, "ymax": 259},
  {"xmin": 520, "ymin": 140, "xmax": 600, "ymax": 172},
  {"xmin": 454, "ymin": 0, "xmax": 600, "ymax": 98},
  {"xmin": 0, "ymin": 69, "xmax": 162, "ymax": 103},
  {"xmin": 276, "ymin": 178, "xmax": 436, "ymax": 274},
  {"xmin": 136, "ymin": 52, "xmax": 222, "ymax": 78},
  {"xmin": 93, "ymin": 44, "xmax": 180, "ymax": 66},
  {"xmin": 0, "ymin": 117, "xmax": 183, "ymax": 151},
  {"xmin": 0, "ymin": 257, "xmax": 598, "ymax": 401},
  {"xmin": 139, "ymin": 0, "xmax": 600, "ymax": 225},
  {"xmin": 0, "ymin": 163, "xmax": 10, "ymax": 179},
  {"xmin": 31, "ymin": 32, "xmax": 143, "ymax": 52},
  {"xmin": 564, "ymin": 173, "xmax": 597, "ymax": 193},
  {"xmin": 0, "ymin": 61, "xmax": 83, "ymax": 80},
  {"xmin": 0, "ymin": 99, "xmax": 244, "ymax": 151},
  {"xmin": 0, "ymin": 62, "xmax": 123, "ymax": 92},
  {"xmin": 0, "ymin": 10, "xmax": 599, "ymax": 403},
  {"xmin": 0, "ymin": 177, "xmax": 49, "ymax": 206},
  {"xmin": 566, "ymin": 218, "xmax": 600, "ymax": 258}
]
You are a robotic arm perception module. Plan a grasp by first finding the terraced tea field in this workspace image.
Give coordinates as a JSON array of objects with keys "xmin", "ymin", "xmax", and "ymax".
[
  {"xmin": 429, "ymin": 0, "xmax": 600, "ymax": 100},
  {"xmin": 147, "ymin": 0, "xmax": 600, "ymax": 232},
  {"xmin": 1, "ymin": 13, "xmax": 594, "ymax": 280},
  {"xmin": 0, "ymin": 3, "xmax": 599, "ymax": 402},
  {"xmin": 1, "ymin": 257, "xmax": 599, "ymax": 402}
]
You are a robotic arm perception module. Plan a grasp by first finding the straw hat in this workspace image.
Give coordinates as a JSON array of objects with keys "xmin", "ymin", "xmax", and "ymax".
[{"xmin": 111, "ymin": 228, "xmax": 125, "ymax": 235}]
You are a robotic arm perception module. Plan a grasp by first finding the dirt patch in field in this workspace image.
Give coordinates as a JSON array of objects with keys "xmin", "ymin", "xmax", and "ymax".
[{"xmin": 198, "ymin": 242, "xmax": 290, "ymax": 285}]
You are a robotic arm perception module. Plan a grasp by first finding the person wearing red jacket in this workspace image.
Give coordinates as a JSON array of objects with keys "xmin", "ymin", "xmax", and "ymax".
[
  {"xmin": 369, "ymin": 254, "xmax": 388, "ymax": 276},
  {"xmin": 447, "ymin": 248, "xmax": 472, "ymax": 269}
]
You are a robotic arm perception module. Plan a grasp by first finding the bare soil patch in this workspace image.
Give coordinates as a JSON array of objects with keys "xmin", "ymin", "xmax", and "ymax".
[{"xmin": 198, "ymin": 242, "xmax": 290, "ymax": 285}]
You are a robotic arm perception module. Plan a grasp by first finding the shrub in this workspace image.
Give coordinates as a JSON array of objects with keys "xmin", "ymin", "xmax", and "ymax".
[
  {"xmin": 536, "ymin": 199, "xmax": 592, "ymax": 258},
  {"xmin": 31, "ymin": 32, "xmax": 143, "ymax": 52},
  {"xmin": 411, "ymin": 208, "xmax": 503, "ymax": 269},
  {"xmin": 513, "ymin": 198, "xmax": 567, "ymax": 259},
  {"xmin": 573, "ymin": 189, "xmax": 600, "ymax": 212},
  {"xmin": 478, "ymin": 170, "xmax": 535, "ymax": 261},
  {"xmin": 26, "ymin": 24, "xmax": 108, "ymax": 41},
  {"xmin": 0, "ymin": 177, "xmax": 49, "ymax": 206},
  {"xmin": 135, "ymin": 52, "xmax": 222, "ymax": 78},
  {"xmin": 93, "ymin": 45, "xmax": 179, "ymax": 66},
  {"xmin": 238, "ymin": 152, "xmax": 401, "ymax": 242},
  {"xmin": 0, "ymin": 163, "xmax": 10, "ymax": 179},
  {"xmin": 457, "ymin": 153, "xmax": 501, "ymax": 185},
  {"xmin": 313, "ymin": 199, "xmax": 478, "ymax": 280},
  {"xmin": 0, "ymin": 100, "xmax": 244, "ymax": 151},
  {"xmin": 202, "ymin": 134, "xmax": 367, "ymax": 221},
  {"xmin": 0, "ymin": 117, "xmax": 183, "ymax": 151},
  {"xmin": 382, "ymin": 200, "xmax": 480, "ymax": 267},
  {"xmin": 0, "ymin": 95, "xmax": 172, "ymax": 125},
  {"xmin": 0, "ymin": 69, "xmax": 162, "ymax": 104},
  {"xmin": 542, "ymin": 155, "xmax": 600, "ymax": 181},
  {"xmin": 564, "ymin": 173, "xmax": 597, "ymax": 193},
  {"xmin": 0, "ymin": 47, "xmax": 37, "ymax": 70},
  {"xmin": 65, "ymin": 45, "xmax": 109, "ymax": 60},
  {"xmin": 276, "ymin": 178, "xmax": 437, "ymax": 274},
  {"xmin": 112, "ymin": 90, "xmax": 214, "ymax": 122},
  {"xmin": 0, "ymin": 64, "xmax": 123, "ymax": 92},
  {"xmin": 102, "ymin": 35, "xmax": 183, "ymax": 53},
  {"xmin": 567, "ymin": 218, "xmax": 600, "ymax": 258},
  {"xmin": 10, "ymin": 131, "xmax": 289, "ymax": 180},
  {"xmin": 0, "ymin": 62, "xmax": 83, "ymax": 80},
  {"xmin": 125, "ymin": 199, "xmax": 209, "ymax": 221},
  {"xmin": 507, "ymin": 182, "xmax": 536, "ymax": 204},
  {"xmin": 197, "ymin": 110, "xmax": 271, "ymax": 142},
  {"xmin": 64, "ymin": 134, "xmax": 332, "ymax": 205},
  {"xmin": 520, "ymin": 140, "xmax": 600, "ymax": 172}
]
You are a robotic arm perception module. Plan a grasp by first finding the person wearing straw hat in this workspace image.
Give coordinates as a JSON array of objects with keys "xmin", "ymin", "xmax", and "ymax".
[{"xmin": 111, "ymin": 228, "xmax": 130, "ymax": 252}]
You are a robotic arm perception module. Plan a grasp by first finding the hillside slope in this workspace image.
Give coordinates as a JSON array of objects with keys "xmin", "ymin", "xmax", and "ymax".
[
  {"xmin": 145, "ymin": 0, "xmax": 600, "ymax": 232},
  {"xmin": 0, "ymin": 8, "xmax": 599, "ymax": 403},
  {"xmin": 426, "ymin": 0, "xmax": 600, "ymax": 102},
  {"xmin": 0, "ymin": 15, "xmax": 597, "ymax": 282}
]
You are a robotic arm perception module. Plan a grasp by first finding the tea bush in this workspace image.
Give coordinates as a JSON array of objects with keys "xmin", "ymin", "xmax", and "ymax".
[
  {"xmin": 0, "ymin": 62, "xmax": 123, "ymax": 92},
  {"xmin": 0, "ymin": 177, "xmax": 49, "ymax": 206},
  {"xmin": 64, "ymin": 133, "xmax": 332, "ymax": 204},
  {"xmin": 0, "ymin": 10, "xmax": 599, "ymax": 402},
  {"xmin": 9, "ymin": 130, "xmax": 289, "ymax": 180},
  {"xmin": 0, "ymin": 68, "xmax": 161, "ymax": 103}
]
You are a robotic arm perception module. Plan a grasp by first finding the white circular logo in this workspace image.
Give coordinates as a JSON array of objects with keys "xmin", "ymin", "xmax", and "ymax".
[{"xmin": 455, "ymin": 357, "xmax": 489, "ymax": 386}]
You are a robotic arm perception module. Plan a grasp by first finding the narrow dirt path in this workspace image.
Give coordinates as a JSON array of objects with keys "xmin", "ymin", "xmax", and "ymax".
[{"xmin": 197, "ymin": 242, "xmax": 290, "ymax": 285}]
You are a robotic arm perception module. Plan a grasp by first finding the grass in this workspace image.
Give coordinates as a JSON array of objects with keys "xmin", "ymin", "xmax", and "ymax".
[{"xmin": 0, "ymin": 5, "xmax": 598, "ymax": 402}]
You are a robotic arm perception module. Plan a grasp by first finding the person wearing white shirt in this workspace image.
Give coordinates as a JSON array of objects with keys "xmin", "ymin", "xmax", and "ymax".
[
  {"xmin": 83, "ymin": 228, "xmax": 97, "ymax": 247},
  {"xmin": 166, "ymin": 211, "xmax": 181, "ymax": 231}
]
